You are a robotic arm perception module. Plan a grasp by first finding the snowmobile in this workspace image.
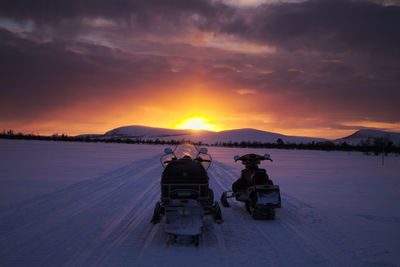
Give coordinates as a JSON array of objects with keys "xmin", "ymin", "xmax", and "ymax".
[
  {"xmin": 220, "ymin": 153, "xmax": 281, "ymax": 220},
  {"xmin": 151, "ymin": 143, "xmax": 222, "ymax": 246}
]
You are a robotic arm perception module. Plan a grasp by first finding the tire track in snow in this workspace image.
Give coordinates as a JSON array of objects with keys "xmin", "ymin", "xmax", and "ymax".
[
  {"xmin": 0, "ymin": 155, "xmax": 161, "ymax": 233},
  {"xmin": 209, "ymin": 162, "xmax": 282, "ymax": 266},
  {"xmin": 212, "ymin": 162, "xmax": 287, "ymax": 266},
  {"xmin": 65, "ymin": 160, "xmax": 162, "ymax": 266},
  {"xmin": 269, "ymin": 195, "xmax": 355, "ymax": 266},
  {"xmin": 71, "ymin": 162, "xmax": 162, "ymax": 266},
  {"xmin": 0, "ymin": 155, "xmax": 163, "ymax": 267},
  {"xmin": 0, "ymin": 149, "xmax": 358, "ymax": 267},
  {"xmin": 209, "ymin": 160, "xmax": 355, "ymax": 267},
  {"xmin": 207, "ymin": 162, "xmax": 247, "ymax": 266},
  {"xmin": 135, "ymin": 223, "xmax": 164, "ymax": 265}
]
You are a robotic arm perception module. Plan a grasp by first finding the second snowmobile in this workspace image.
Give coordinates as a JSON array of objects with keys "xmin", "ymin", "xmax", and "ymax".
[
  {"xmin": 220, "ymin": 153, "xmax": 281, "ymax": 220},
  {"xmin": 151, "ymin": 143, "xmax": 222, "ymax": 246}
]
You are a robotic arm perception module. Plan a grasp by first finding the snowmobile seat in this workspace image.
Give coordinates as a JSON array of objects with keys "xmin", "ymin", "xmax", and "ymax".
[
  {"xmin": 232, "ymin": 168, "xmax": 272, "ymax": 192},
  {"xmin": 161, "ymin": 159, "xmax": 208, "ymax": 184},
  {"xmin": 252, "ymin": 169, "xmax": 272, "ymax": 185},
  {"xmin": 161, "ymin": 159, "xmax": 213, "ymax": 207}
]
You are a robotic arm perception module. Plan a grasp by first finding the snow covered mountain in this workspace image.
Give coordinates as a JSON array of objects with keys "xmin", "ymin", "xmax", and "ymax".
[
  {"xmin": 190, "ymin": 128, "xmax": 325, "ymax": 144},
  {"xmin": 104, "ymin": 125, "xmax": 195, "ymax": 138},
  {"xmin": 102, "ymin": 125, "xmax": 326, "ymax": 144},
  {"xmin": 336, "ymin": 129, "xmax": 400, "ymax": 146},
  {"xmin": 81, "ymin": 126, "xmax": 400, "ymax": 146}
]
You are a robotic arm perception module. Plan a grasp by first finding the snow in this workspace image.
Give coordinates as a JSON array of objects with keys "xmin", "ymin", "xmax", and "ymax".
[
  {"xmin": 1, "ymin": 139, "xmax": 400, "ymax": 266},
  {"xmin": 0, "ymin": 140, "xmax": 160, "ymax": 208}
]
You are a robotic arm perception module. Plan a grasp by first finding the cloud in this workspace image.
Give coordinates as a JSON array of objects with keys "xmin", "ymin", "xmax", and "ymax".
[
  {"xmin": 0, "ymin": 27, "xmax": 174, "ymax": 121},
  {"xmin": 2, "ymin": 0, "xmax": 399, "ymax": 57},
  {"xmin": 223, "ymin": 0, "xmax": 400, "ymax": 54},
  {"xmin": 236, "ymin": 89, "xmax": 257, "ymax": 95},
  {"xmin": 0, "ymin": 0, "xmax": 232, "ymax": 35},
  {"xmin": 0, "ymin": 0, "xmax": 399, "ymax": 136}
]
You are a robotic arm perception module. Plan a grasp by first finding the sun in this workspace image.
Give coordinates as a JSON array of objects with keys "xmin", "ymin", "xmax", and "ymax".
[{"xmin": 173, "ymin": 116, "xmax": 221, "ymax": 131}]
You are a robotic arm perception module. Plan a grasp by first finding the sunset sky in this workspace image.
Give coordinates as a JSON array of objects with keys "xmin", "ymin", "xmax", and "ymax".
[{"xmin": 1, "ymin": 0, "xmax": 399, "ymax": 139}]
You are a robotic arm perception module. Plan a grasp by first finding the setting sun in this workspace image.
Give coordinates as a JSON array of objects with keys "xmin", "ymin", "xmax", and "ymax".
[{"xmin": 173, "ymin": 116, "xmax": 222, "ymax": 131}]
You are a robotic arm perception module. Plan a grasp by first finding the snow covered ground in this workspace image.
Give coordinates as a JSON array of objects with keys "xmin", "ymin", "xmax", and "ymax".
[{"xmin": 0, "ymin": 139, "xmax": 399, "ymax": 266}]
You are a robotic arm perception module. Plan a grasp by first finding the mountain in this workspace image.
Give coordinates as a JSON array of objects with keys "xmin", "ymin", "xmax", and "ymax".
[
  {"xmin": 336, "ymin": 129, "xmax": 400, "ymax": 146},
  {"xmin": 80, "ymin": 125, "xmax": 400, "ymax": 146},
  {"xmin": 190, "ymin": 128, "xmax": 325, "ymax": 144},
  {"xmin": 102, "ymin": 125, "xmax": 326, "ymax": 144},
  {"xmin": 104, "ymin": 125, "xmax": 196, "ymax": 138}
]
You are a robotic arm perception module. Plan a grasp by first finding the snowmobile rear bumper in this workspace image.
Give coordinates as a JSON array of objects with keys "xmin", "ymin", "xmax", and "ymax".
[
  {"xmin": 251, "ymin": 185, "xmax": 281, "ymax": 208},
  {"xmin": 220, "ymin": 185, "xmax": 281, "ymax": 208},
  {"xmin": 164, "ymin": 199, "xmax": 204, "ymax": 236}
]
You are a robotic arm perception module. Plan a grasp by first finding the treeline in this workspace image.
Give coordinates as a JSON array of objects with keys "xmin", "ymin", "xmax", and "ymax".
[
  {"xmin": 1, "ymin": 130, "xmax": 399, "ymax": 155},
  {"xmin": 0, "ymin": 130, "xmax": 204, "ymax": 146},
  {"xmin": 215, "ymin": 137, "xmax": 400, "ymax": 155}
]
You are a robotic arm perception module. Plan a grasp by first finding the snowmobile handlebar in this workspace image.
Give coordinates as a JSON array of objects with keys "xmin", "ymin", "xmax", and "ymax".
[
  {"xmin": 234, "ymin": 153, "xmax": 273, "ymax": 163},
  {"xmin": 163, "ymin": 158, "xmax": 211, "ymax": 164},
  {"xmin": 161, "ymin": 144, "xmax": 212, "ymax": 169},
  {"xmin": 196, "ymin": 158, "xmax": 211, "ymax": 163}
]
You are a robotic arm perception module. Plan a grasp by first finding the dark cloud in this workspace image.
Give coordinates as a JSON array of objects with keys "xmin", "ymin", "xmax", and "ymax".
[
  {"xmin": 213, "ymin": 0, "xmax": 400, "ymax": 124},
  {"xmin": 0, "ymin": 0, "xmax": 213, "ymax": 19},
  {"xmin": 195, "ymin": 45, "xmax": 400, "ymax": 124},
  {"xmin": 224, "ymin": 0, "xmax": 400, "ymax": 54},
  {"xmin": 2, "ymin": 0, "xmax": 399, "ymax": 55},
  {"xmin": 0, "ymin": 28, "xmax": 174, "ymax": 120},
  {"xmin": 0, "ymin": 0, "xmax": 399, "ymax": 135},
  {"xmin": 0, "ymin": 0, "xmax": 231, "ymax": 32}
]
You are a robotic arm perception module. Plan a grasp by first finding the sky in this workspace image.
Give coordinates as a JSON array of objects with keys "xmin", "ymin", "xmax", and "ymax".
[{"xmin": 0, "ymin": 0, "xmax": 399, "ymax": 139}]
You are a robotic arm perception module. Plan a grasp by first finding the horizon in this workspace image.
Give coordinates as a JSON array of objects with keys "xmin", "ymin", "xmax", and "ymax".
[
  {"xmin": 4, "ymin": 124, "xmax": 400, "ymax": 141},
  {"xmin": 1, "ymin": 0, "xmax": 399, "ymax": 139}
]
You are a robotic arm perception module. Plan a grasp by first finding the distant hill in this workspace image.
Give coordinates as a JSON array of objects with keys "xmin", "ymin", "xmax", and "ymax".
[
  {"xmin": 102, "ymin": 125, "xmax": 326, "ymax": 144},
  {"xmin": 336, "ymin": 129, "xmax": 400, "ymax": 146},
  {"xmin": 78, "ymin": 125, "xmax": 400, "ymax": 146},
  {"xmin": 104, "ymin": 125, "xmax": 195, "ymax": 138}
]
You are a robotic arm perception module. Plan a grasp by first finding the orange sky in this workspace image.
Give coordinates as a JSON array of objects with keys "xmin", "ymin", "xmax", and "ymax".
[
  {"xmin": 1, "ymin": 0, "xmax": 400, "ymax": 139},
  {"xmin": 4, "ymin": 76, "xmax": 399, "ymax": 139}
]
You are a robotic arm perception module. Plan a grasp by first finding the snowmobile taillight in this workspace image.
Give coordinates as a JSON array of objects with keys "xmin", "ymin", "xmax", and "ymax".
[{"xmin": 180, "ymin": 199, "xmax": 189, "ymax": 203}]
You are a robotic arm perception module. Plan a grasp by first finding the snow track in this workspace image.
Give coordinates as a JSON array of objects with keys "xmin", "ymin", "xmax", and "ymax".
[
  {"xmin": 208, "ymin": 161, "xmax": 356, "ymax": 267},
  {"xmin": 0, "ymin": 147, "xmax": 395, "ymax": 266},
  {"xmin": 0, "ymin": 155, "xmax": 163, "ymax": 266}
]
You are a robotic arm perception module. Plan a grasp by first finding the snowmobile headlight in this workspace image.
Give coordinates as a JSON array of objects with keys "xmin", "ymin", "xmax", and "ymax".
[
  {"xmin": 199, "ymin": 147, "xmax": 208, "ymax": 154},
  {"xmin": 164, "ymin": 147, "xmax": 173, "ymax": 154}
]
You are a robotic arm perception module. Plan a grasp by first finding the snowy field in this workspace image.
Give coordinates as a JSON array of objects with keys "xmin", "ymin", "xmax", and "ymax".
[{"xmin": 0, "ymin": 139, "xmax": 400, "ymax": 266}]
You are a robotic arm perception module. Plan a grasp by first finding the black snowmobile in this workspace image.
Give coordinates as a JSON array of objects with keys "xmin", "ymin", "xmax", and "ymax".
[
  {"xmin": 220, "ymin": 153, "xmax": 281, "ymax": 220},
  {"xmin": 151, "ymin": 143, "xmax": 222, "ymax": 246}
]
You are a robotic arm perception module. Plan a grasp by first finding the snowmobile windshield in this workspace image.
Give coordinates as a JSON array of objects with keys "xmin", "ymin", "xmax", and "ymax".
[
  {"xmin": 174, "ymin": 143, "xmax": 198, "ymax": 159},
  {"xmin": 161, "ymin": 143, "xmax": 212, "ymax": 169}
]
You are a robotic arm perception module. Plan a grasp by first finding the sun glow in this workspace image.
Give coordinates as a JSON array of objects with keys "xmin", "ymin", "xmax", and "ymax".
[{"xmin": 173, "ymin": 116, "xmax": 221, "ymax": 131}]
